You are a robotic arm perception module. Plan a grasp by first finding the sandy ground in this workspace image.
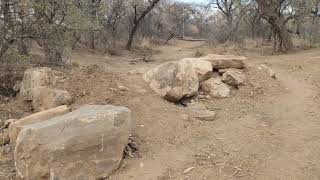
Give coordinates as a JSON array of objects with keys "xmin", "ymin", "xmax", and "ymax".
[{"xmin": 2, "ymin": 40, "xmax": 320, "ymax": 180}]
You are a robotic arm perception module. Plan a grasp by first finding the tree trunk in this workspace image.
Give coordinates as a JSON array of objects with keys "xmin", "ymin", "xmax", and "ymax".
[
  {"xmin": 89, "ymin": 28, "xmax": 95, "ymax": 49},
  {"xmin": 270, "ymin": 17, "xmax": 294, "ymax": 51},
  {"xmin": 126, "ymin": 22, "xmax": 139, "ymax": 50},
  {"xmin": 256, "ymin": 0, "xmax": 293, "ymax": 52}
]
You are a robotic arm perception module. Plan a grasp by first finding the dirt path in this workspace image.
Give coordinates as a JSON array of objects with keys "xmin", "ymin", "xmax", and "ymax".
[
  {"xmin": 68, "ymin": 42, "xmax": 320, "ymax": 180},
  {"xmin": 3, "ymin": 41, "xmax": 320, "ymax": 179}
]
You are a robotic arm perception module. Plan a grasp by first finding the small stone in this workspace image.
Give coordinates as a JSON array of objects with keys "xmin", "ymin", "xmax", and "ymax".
[
  {"xmin": 190, "ymin": 109, "xmax": 216, "ymax": 121},
  {"xmin": 118, "ymin": 86, "xmax": 129, "ymax": 91},
  {"xmin": 183, "ymin": 167, "xmax": 195, "ymax": 174},
  {"xmin": 0, "ymin": 129, "xmax": 10, "ymax": 145}
]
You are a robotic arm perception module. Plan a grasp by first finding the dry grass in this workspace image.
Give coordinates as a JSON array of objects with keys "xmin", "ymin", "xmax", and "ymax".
[
  {"xmin": 244, "ymin": 38, "xmax": 264, "ymax": 49},
  {"xmin": 292, "ymin": 37, "xmax": 312, "ymax": 50},
  {"xmin": 198, "ymin": 41, "xmax": 246, "ymax": 56},
  {"xmin": 140, "ymin": 37, "xmax": 153, "ymax": 50}
]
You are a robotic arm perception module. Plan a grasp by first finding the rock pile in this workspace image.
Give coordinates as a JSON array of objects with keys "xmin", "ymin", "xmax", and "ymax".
[
  {"xmin": 19, "ymin": 67, "xmax": 73, "ymax": 112},
  {"xmin": 143, "ymin": 54, "xmax": 247, "ymax": 102}
]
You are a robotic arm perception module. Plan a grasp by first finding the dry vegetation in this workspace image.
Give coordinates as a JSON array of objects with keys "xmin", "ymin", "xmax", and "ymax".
[{"xmin": 1, "ymin": 0, "xmax": 320, "ymax": 179}]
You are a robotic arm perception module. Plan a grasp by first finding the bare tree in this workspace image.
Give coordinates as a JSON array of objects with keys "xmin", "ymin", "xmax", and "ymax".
[
  {"xmin": 256, "ymin": 0, "xmax": 294, "ymax": 52},
  {"xmin": 126, "ymin": 0, "xmax": 161, "ymax": 50}
]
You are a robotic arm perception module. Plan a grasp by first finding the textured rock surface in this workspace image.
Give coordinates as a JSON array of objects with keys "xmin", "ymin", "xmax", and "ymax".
[
  {"xmin": 9, "ymin": 105, "xmax": 69, "ymax": 144},
  {"xmin": 143, "ymin": 59, "xmax": 212, "ymax": 102},
  {"xmin": 222, "ymin": 69, "xmax": 245, "ymax": 87},
  {"xmin": 200, "ymin": 54, "xmax": 246, "ymax": 69},
  {"xmin": 19, "ymin": 67, "xmax": 54, "ymax": 100},
  {"xmin": 31, "ymin": 87, "xmax": 73, "ymax": 112},
  {"xmin": 201, "ymin": 78, "xmax": 230, "ymax": 98},
  {"xmin": 14, "ymin": 105, "xmax": 131, "ymax": 180}
]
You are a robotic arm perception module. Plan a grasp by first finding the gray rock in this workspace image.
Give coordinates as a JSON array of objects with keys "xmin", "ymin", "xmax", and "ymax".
[
  {"xmin": 14, "ymin": 105, "xmax": 131, "ymax": 180},
  {"xmin": 31, "ymin": 87, "xmax": 73, "ymax": 112},
  {"xmin": 201, "ymin": 78, "xmax": 231, "ymax": 98},
  {"xmin": 9, "ymin": 105, "xmax": 69, "ymax": 144},
  {"xmin": 222, "ymin": 69, "xmax": 245, "ymax": 87},
  {"xmin": 200, "ymin": 54, "xmax": 246, "ymax": 69},
  {"xmin": 20, "ymin": 67, "xmax": 54, "ymax": 100},
  {"xmin": 143, "ymin": 58, "xmax": 212, "ymax": 102},
  {"xmin": 258, "ymin": 64, "xmax": 276, "ymax": 79}
]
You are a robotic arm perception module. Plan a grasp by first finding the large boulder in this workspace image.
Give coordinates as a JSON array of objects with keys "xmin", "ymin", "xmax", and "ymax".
[
  {"xmin": 14, "ymin": 105, "xmax": 131, "ymax": 180},
  {"xmin": 200, "ymin": 54, "xmax": 246, "ymax": 69},
  {"xmin": 20, "ymin": 67, "xmax": 54, "ymax": 100},
  {"xmin": 143, "ymin": 59, "xmax": 212, "ymax": 102},
  {"xmin": 19, "ymin": 68, "xmax": 72, "ymax": 111},
  {"xmin": 9, "ymin": 105, "xmax": 70, "ymax": 144},
  {"xmin": 201, "ymin": 78, "xmax": 230, "ymax": 98},
  {"xmin": 221, "ymin": 69, "xmax": 245, "ymax": 87},
  {"xmin": 31, "ymin": 87, "xmax": 73, "ymax": 112}
]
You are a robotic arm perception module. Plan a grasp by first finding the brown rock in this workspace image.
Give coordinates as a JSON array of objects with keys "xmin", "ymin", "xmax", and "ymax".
[
  {"xmin": 222, "ymin": 69, "xmax": 245, "ymax": 87},
  {"xmin": 9, "ymin": 105, "xmax": 69, "ymax": 144},
  {"xmin": 201, "ymin": 78, "xmax": 231, "ymax": 98},
  {"xmin": 200, "ymin": 54, "xmax": 246, "ymax": 69},
  {"xmin": 14, "ymin": 105, "xmax": 131, "ymax": 180},
  {"xmin": 19, "ymin": 67, "xmax": 54, "ymax": 100},
  {"xmin": 31, "ymin": 87, "xmax": 73, "ymax": 112}
]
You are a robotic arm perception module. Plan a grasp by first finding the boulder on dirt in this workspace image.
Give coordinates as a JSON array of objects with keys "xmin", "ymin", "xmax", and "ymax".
[
  {"xmin": 258, "ymin": 64, "xmax": 276, "ymax": 79},
  {"xmin": 143, "ymin": 59, "xmax": 213, "ymax": 102},
  {"xmin": 14, "ymin": 105, "xmax": 131, "ymax": 180},
  {"xmin": 9, "ymin": 105, "xmax": 69, "ymax": 144},
  {"xmin": 200, "ymin": 54, "xmax": 246, "ymax": 69},
  {"xmin": 31, "ymin": 87, "xmax": 72, "ymax": 112},
  {"xmin": 222, "ymin": 69, "xmax": 245, "ymax": 87},
  {"xmin": 179, "ymin": 58, "xmax": 213, "ymax": 82},
  {"xmin": 19, "ymin": 67, "xmax": 54, "ymax": 100},
  {"xmin": 201, "ymin": 78, "xmax": 231, "ymax": 98}
]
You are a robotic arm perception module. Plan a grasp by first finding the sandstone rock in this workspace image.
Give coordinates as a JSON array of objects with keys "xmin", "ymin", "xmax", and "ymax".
[
  {"xmin": 201, "ymin": 78, "xmax": 231, "ymax": 98},
  {"xmin": 258, "ymin": 64, "xmax": 276, "ymax": 79},
  {"xmin": 143, "ymin": 61, "xmax": 176, "ymax": 83},
  {"xmin": 20, "ymin": 67, "xmax": 54, "ymax": 100},
  {"xmin": 200, "ymin": 54, "xmax": 246, "ymax": 69},
  {"xmin": 143, "ymin": 59, "xmax": 212, "ymax": 102},
  {"xmin": 9, "ymin": 105, "xmax": 69, "ymax": 144},
  {"xmin": 14, "ymin": 105, "xmax": 131, "ymax": 180},
  {"xmin": 31, "ymin": 87, "xmax": 73, "ymax": 112},
  {"xmin": 222, "ymin": 69, "xmax": 245, "ymax": 87},
  {"xmin": 179, "ymin": 58, "xmax": 213, "ymax": 82}
]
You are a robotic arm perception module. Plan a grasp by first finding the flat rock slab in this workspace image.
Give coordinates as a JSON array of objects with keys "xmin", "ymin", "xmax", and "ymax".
[
  {"xmin": 200, "ymin": 54, "xmax": 246, "ymax": 69},
  {"xmin": 9, "ymin": 105, "xmax": 70, "ymax": 144},
  {"xmin": 14, "ymin": 105, "xmax": 131, "ymax": 180}
]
